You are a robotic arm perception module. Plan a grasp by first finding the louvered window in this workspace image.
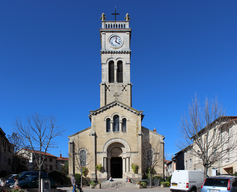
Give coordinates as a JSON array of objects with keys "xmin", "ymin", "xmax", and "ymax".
[
  {"xmin": 117, "ymin": 61, "xmax": 123, "ymax": 83},
  {"xmin": 109, "ymin": 61, "xmax": 114, "ymax": 83}
]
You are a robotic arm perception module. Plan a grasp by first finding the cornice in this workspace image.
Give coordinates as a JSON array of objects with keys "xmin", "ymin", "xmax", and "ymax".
[
  {"xmin": 100, "ymin": 50, "xmax": 131, "ymax": 54},
  {"xmin": 89, "ymin": 101, "xmax": 143, "ymax": 116}
]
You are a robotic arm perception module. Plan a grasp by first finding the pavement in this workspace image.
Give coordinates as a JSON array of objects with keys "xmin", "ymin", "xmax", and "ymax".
[{"xmin": 57, "ymin": 186, "xmax": 171, "ymax": 192}]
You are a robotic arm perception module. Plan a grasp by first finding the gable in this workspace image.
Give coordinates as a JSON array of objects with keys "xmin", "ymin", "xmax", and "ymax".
[
  {"xmin": 68, "ymin": 127, "xmax": 91, "ymax": 139},
  {"xmin": 89, "ymin": 100, "xmax": 144, "ymax": 119}
]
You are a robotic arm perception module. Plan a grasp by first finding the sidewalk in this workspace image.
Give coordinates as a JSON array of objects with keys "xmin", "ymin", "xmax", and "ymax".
[{"xmin": 57, "ymin": 186, "xmax": 171, "ymax": 192}]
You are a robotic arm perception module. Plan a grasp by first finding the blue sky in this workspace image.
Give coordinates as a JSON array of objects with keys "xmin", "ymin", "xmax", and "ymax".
[{"xmin": 0, "ymin": 0, "xmax": 237, "ymax": 160}]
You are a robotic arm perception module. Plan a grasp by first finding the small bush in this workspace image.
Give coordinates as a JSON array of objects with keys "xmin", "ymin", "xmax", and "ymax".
[
  {"xmin": 166, "ymin": 175, "xmax": 172, "ymax": 182},
  {"xmin": 90, "ymin": 181, "xmax": 96, "ymax": 186},
  {"xmin": 82, "ymin": 167, "xmax": 88, "ymax": 176},
  {"xmin": 11, "ymin": 188, "xmax": 26, "ymax": 192},
  {"xmin": 161, "ymin": 181, "xmax": 170, "ymax": 187},
  {"xmin": 95, "ymin": 164, "xmax": 103, "ymax": 172},
  {"xmin": 140, "ymin": 181, "xmax": 147, "ymax": 188},
  {"xmin": 131, "ymin": 164, "xmax": 139, "ymax": 174},
  {"xmin": 153, "ymin": 176, "xmax": 163, "ymax": 185},
  {"xmin": 1, "ymin": 187, "xmax": 12, "ymax": 192},
  {"xmin": 90, "ymin": 180, "xmax": 96, "ymax": 188},
  {"xmin": 75, "ymin": 173, "xmax": 81, "ymax": 184}
]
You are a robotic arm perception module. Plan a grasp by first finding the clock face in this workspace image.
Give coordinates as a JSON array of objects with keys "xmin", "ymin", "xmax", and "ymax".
[{"xmin": 110, "ymin": 35, "xmax": 122, "ymax": 48}]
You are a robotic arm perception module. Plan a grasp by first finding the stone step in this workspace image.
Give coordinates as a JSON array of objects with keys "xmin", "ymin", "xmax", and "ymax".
[{"xmin": 101, "ymin": 179, "xmax": 136, "ymax": 189}]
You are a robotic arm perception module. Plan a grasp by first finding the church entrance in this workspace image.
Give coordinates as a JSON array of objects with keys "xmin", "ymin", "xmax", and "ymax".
[{"xmin": 111, "ymin": 157, "xmax": 122, "ymax": 178}]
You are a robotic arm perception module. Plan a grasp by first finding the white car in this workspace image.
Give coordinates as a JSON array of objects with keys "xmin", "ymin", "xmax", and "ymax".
[{"xmin": 170, "ymin": 170, "xmax": 204, "ymax": 192}]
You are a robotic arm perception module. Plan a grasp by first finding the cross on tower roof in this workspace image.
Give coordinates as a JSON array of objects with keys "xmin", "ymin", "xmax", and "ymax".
[
  {"xmin": 111, "ymin": 7, "xmax": 120, "ymax": 21},
  {"xmin": 113, "ymin": 92, "xmax": 120, "ymax": 101}
]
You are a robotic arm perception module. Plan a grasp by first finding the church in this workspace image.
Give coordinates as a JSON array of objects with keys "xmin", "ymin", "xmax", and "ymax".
[{"xmin": 68, "ymin": 12, "xmax": 165, "ymax": 181}]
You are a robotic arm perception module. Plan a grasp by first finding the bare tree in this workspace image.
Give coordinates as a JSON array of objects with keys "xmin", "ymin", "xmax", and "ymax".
[
  {"xmin": 74, "ymin": 149, "xmax": 94, "ymax": 188},
  {"xmin": 14, "ymin": 113, "xmax": 64, "ymax": 192},
  {"xmin": 75, "ymin": 151, "xmax": 85, "ymax": 188},
  {"xmin": 178, "ymin": 95, "xmax": 236, "ymax": 178},
  {"xmin": 146, "ymin": 148, "xmax": 162, "ymax": 187},
  {"xmin": 142, "ymin": 129, "xmax": 163, "ymax": 188},
  {"xmin": 7, "ymin": 132, "xmax": 29, "ymax": 173}
]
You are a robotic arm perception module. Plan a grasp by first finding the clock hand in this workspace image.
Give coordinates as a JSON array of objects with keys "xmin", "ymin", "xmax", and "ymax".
[{"xmin": 115, "ymin": 38, "xmax": 120, "ymax": 44}]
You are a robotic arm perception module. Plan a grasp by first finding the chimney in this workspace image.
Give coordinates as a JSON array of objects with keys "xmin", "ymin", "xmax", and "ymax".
[
  {"xmin": 60, "ymin": 154, "xmax": 62, "ymax": 157},
  {"xmin": 153, "ymin": 127, "xmax": 156, "ymax": 132}
]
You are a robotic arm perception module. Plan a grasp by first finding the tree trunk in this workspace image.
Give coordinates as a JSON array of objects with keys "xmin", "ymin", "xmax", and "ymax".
[
  {"xmin": 204, "ymin": 166, "xmax": 208, "ymax": 179},
  {"xmin": 81, "ymin": 172, "xmax": 83, "ymax": 189},
  {"xmin": 39, "ymin": 165, "xmax": 42, "ymax": 192},
  {"xmin": 150, "ymin": 174, "xmax": 152, "ymax": 188}
]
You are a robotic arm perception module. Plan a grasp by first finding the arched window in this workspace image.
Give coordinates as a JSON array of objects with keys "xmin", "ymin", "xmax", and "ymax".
[
  {"xmin": 117, "ymin": 61, "xmax": 123, "ymax": 83},
  {"xmin": 109, "ymin": 61, "xmax": 114, "ymax": 83},
  {"xmin": 113, "ymin": 115, "xmax": 119, "ymax": 132},
  {"xmin": 106, "ymin": 118, "xmax": 111, "ymax": 132},
  {"xmin": 122, "ymin": 118, "xmax": 126, "ymax": 132},
  {"xmin": 79, "ymin": 150, "xmax": 86, "ymax": 166}
]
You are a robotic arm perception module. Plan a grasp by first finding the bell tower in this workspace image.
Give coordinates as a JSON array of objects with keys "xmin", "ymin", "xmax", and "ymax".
[{"xmin": 99, "ymin": 12, "xmax": 132, "ymax": 107}]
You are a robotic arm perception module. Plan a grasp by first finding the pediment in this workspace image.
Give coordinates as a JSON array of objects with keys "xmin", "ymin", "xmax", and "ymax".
[{"xmin": 89, "ymin": 100, "xmax": 143, "ymax": 117}]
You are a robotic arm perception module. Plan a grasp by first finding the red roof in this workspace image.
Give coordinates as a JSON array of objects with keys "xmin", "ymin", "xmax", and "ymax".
[
  {"xmin": 57, "ymin": 156, "xmax": 68, "ymax": 161},
  {"xmin": 23, "ymin": 149, "xmax": 57, "ymax": 158},
  {"xmin": 164, "ymin": 159, "xmax": 171, "ymax": 163},
  {"xmin": 22, "ymin": 149, "xmax": 68, "ymax": 160},
  {"xmin": 57, "ymin": 154, "xmax": 68, "ymax": 161}
]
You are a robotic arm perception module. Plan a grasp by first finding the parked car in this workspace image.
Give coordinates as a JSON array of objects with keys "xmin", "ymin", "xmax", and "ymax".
[
  {"xmin": 3, "ymin": 174, "xmax": 17, "ymax": 180},
  {"xmin": 3, "ymin": 174, "xmax": 17, "ymax": 183},
  {"xmin": 170, "ymin": 170, "xmax": 204, "ymax": 192},
  {"xmin": 10, "ymin": 175, "xmax": 57, "ymax": 189},
  {"xmin": 200, "ymin": 175, "xmax": 237, "ymax": 192},
  {"xmin": 7, "ymin": 171, "xmax": 48, "ymax": 186}
]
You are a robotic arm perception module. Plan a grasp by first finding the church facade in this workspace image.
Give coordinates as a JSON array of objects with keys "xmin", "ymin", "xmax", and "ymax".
[{"xmin": 68, "ymin": 13, "xmax": 165, "ymax": 181}]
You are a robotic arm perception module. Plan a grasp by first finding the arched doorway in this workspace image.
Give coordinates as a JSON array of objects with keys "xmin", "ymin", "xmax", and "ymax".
[
  {"xmin": 110, "ymin": 147, "xmax": 123, "ymax": 178},
  {"xmin": 103, "ymin": 139, "xmax": 131, "ymax": 179},
  {"xmin": 111, "ymin": 157, "xmax": 122, "ymax": 178},
  {"xmin": 110, "ymin": 146, "xmax": 123, "ymax": 178}
]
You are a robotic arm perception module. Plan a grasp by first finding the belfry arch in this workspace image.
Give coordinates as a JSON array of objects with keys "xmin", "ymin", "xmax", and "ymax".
[{"xmin": 102, "ymin": 138, "xmax": 131, "ymax": 178}]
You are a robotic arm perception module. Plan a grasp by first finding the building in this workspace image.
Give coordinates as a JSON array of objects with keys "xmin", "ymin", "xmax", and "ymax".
[
  {"xmin": 0, "ymin": 127, "xmax": 14, "ymax": 176},
  {"xmin": 166, "ymin": 160, "xmax": 173, "ymax": 177},
  {"xmin": 68, "ymin": 12, "xmax": 165, "ymax": 181},
  {"xmin": 57, "ymin": 154, "xmax": 68, "ymax": 172},
  {"xmin": 174, "ymin": 116, "xmax": 237, "ymax": 176},
  {"xmin": 164, "ymin": 159, "xmax": 172, "ymax": 177},
  {"xmin": 19, "ymin": 149, "xmax": 67, "ymax": 173}
]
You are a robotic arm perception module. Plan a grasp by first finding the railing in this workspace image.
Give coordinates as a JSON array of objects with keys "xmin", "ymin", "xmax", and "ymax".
[{"xmin": 102, "ymin": 21, "xmax": 129, "ymax": 29}]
